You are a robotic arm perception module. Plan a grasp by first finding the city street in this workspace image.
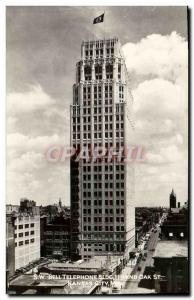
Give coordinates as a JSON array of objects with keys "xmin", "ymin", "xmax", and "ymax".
[{"xmin": 122, "ymin": 228, "xmax": 160, "ymax": 294}]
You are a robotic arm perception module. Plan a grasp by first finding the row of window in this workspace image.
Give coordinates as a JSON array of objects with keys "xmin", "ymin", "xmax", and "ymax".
[
  {"xmin": 72, "ymin": 115, "xmax": 124, "ymax": 123},
  {"xmin": 83, "ymin": 243, "xmax": 125, "ymax": 252},
  {"xmin": 15, "ymin": 223, "xmax": 34, "ymax": 230},
  {"xmin": 82, "ymin": 233, "xmax": 124, "ymax": 239},
  {"xmin": 85, "ymin": 47, "xmax": 114, "ymax": 58},
  {"xmin": 83, "ymin": 225, "xmax": 125, "ymax": 232},
  {"xmin": 73, "ymin": 122, "xmax": 123, "ymax": 133},
  {"xmin": 83, "ymin": 174, "xmax": 124, "ymax": 182},
  {"xmin": 73, "ymin": 132, "xmax": 124, "ymax": 140},
  {"xmin": 15, "ymin": 231, "xmax": 35, "ymax": 238},
  {"xmin": 84, "ymin": 39, "xmax": 116, "ymax": 49},
  {"xmin": 83, "ymin": 200, "xmax": 125, "ymax": 206},
  {"xmin": 83, "ymin": 164, "xmax": 124, "ymax": 172},
  {"xmin": 83, "ymin": 208, "xmax": 125, "ymax": 214},
  {"xmin": 15, "ymin": 239, "xmax": 35, "ymax": 247},
  {"xmin": 83, "ymin": 99, "xmax": 113, "ymax": 106},
  {"xmin": 83, "ymin": 191, "xmax": 125, "ymax": 198},
  {"xmin": 83, "ymin": 216, "xmax": 124, "ymax": 222},
  {"xmin": 83, "ymin": 182, "xmax": 124, "ymax": 189},
  {"xmin": 73, "ymin": 106, "xmax": 124, "ymax": 116}
]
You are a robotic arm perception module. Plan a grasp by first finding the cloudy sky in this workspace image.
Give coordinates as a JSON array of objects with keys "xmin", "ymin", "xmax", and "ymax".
[{"xmin": 6, "ymin": 6, "xmax": 188, "ymax": 207}]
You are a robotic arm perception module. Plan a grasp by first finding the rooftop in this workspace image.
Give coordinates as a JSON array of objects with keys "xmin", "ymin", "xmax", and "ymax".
[
  {"xmin": 154, "ymin": 240, "xmax": 188, "ymax": 258},
  {"xmin": 48, "ymin": 255, "xmax": 121, "ymax": 270}
]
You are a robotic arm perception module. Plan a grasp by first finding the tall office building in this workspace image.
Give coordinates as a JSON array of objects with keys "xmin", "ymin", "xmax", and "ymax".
[{"xmin": 70, "ymin": 37, "xmax": 135, "ymax": 260}]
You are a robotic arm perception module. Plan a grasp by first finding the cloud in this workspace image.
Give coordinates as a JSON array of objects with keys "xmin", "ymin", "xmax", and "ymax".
[
  {"xmin": 8, "ymin": 152, "xmax": 45, "ymax": 173},
  {"xmin": 7, "ymin": 133, "xmax": 64, "ymax": 154},
  {"xmin": 7, "ymin": 85, "xmax": 55, "ymax": 115},
  {"xmin": 134, "ymin": 78, "xmax": 186, "ymax": 119},
  {"xmin": 122, "ymin": 31, "xmax": 188, "ymax": 205},
  {"xmin": 122, "ymin": 31, "xmax": 188, "ymax": 84}
]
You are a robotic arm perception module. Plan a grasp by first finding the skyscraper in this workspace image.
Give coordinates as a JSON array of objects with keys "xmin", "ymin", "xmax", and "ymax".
[{"xmin": 70, "ymin": 37, "xmax": 135, "ymax": 260}]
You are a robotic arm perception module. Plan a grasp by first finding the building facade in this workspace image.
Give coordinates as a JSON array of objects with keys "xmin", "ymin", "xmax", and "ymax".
[
  {"xmin": 14, "ymin": 213, "xmax": 40, "ymax": 270},
  {"xmin": 70, "ymin": 37, "xmax": 135, "ymax": 259},
  {"xmin": 41, "ymin": 215, "xmax": 70, "ymax": 259},
  {"xmin": 6, "ymin": 214, "xmax": 16, "ymax": 280},
  {"xmin": 153, "ymin": 241, "xmax": 188, "ymax": 294}
]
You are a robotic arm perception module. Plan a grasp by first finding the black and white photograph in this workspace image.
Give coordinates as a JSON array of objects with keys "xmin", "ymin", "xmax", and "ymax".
[{"xmin": 5, "ymin": 5, "xmax": 189, "ymax": 295}]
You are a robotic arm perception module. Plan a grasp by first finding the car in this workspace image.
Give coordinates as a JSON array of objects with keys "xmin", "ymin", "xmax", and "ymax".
[
  {"xmin": 112, "ymin": 287, "xmax": 120, "ymax": 294},
  {"xmin": 137, "ymin": 266, "xmax": 142, "ymax": 271},
  {"xmin": 142, "ymin": 257, "xmax": 146, "ymax": 261}
]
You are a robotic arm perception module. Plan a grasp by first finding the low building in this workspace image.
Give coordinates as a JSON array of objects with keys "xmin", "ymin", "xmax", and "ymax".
[
  {"xmin": 41, "ymin": 215, "xmax": 70, "ymax": 259},
  {"xmin": 14, "ymin": 213, "xmax": 40, "ymax": 269},
  {"xmin": 153, "ymin": 240, "xmax": 188, "ymax": 294},
  {"xmin": 6, "ymin": 199, "xmax": 41, "ymax": 271},
  {"xmin": 160, "ymin": 207, "xmax": 188, "ymax": 240}
]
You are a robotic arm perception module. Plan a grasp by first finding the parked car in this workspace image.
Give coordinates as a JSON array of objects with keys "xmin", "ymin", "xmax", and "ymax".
[
  {"xmin": 142, "ymin": 257, "xmax": 146, "ymax": 261},
  {"xmin": 112, "ymin": 287, "xmax": 120, "ymax": 294},
  {"xmin": 137, "ymin": 266, "xmax": 142, "ymax": 271}
]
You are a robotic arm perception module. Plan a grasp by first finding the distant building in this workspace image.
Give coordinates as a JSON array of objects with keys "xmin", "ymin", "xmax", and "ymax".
[
  {"xmin": 160, "ymin": 207, "xmax": 188, "ymax": 240},
  {"xmin": 41, "ymin": 215, "xmax": 70, "ymax": 259},
  {"xmin": 6, "ymin": 204, "xmax": 19, "ymax": 214},
  {"xmin": 153, "ymin": 204, "xmax": 189, "ymax": 294},
  {"xmin": 170, "ymin": 189, "xmax": 176, "ymax": 209},
  {"xmin": 153, "ymin": 240, "xmax": 188, "ymax": 294}
]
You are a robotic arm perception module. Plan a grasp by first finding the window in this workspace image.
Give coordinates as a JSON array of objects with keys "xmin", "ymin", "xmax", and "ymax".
[
  {"xmin": 19, "ymin": 232, "xmax": 23, "ymax": 237},
  {"xmin": 25, "ymin": 232, "xmax": 29, "ymax": 236},
  {"xmin": 106, "ymin": 64, "xmax": 113, "ymax": 79},
  {"xmin": 95, "ymin": 65, "xmax": 102, "ymax": 80},
  {"xmin": 118, "ymin": 64, "xmax": 121, "ymax": 79},
  {"xmin": 19, "ymin": 241, "xmax": 23, "ymax": 246},
  {"xmin": 30, "ymin": 231, "xmax": 35, "ymax": 235},
  {"xmin": 85, "ymin": 65, "xmax": 91, "ymax": 81},
  {"xmin": 18, "ymin": 225, "xmax": 23, "ymax": 229},
  {"xmin": 25, "ymin": 240, "xmax": 29, "ymax": 245},
  {"xmin": 169, "ymin": 232, "xmax": 173, "ymax": 237}
]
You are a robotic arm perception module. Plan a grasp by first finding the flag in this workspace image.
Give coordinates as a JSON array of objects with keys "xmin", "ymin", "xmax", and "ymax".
[{"xmin": 93, "ymin": 13, "xmax": 104, "ymax": 24}]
